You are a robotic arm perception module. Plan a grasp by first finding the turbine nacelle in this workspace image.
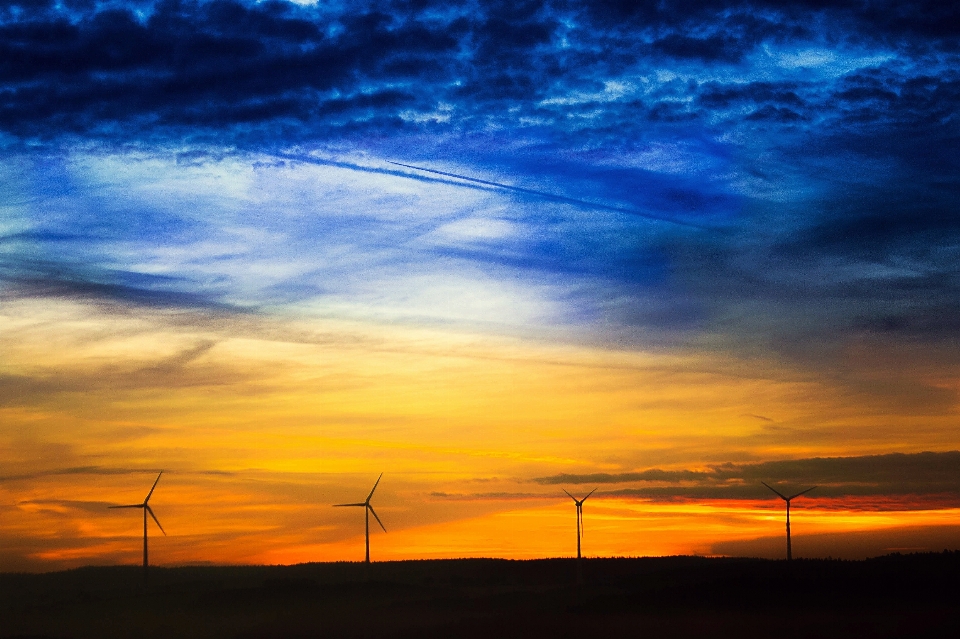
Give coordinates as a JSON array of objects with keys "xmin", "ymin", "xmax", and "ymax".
[
  {"xmin": 762, "ymin": 481, "xmax": 816, "ymax": 503},
  {"xmin": 563, "ymin": 487, "xmax": 597, "ymax": 507}
]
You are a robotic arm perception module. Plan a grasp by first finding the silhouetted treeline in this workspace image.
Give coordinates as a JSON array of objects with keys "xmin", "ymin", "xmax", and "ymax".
[{"xmin": 3, "ymin": 553, "xmax": 959, "ymax": 638}]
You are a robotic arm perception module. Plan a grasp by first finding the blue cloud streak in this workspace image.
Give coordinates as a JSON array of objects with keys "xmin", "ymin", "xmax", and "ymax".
[{"xmin": 0, "ymin": 0, "xmax": 957, "ymax": 380}]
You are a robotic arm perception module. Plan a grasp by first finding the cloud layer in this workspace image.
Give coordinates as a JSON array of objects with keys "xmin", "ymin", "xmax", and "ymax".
[
  {"xmin": 535, "ymin": 451, "xmax": 960, "ymax": 502},
  {"xmin": 1, "ymin": 1, "xmax": 956, "ymax": 356},
  {"xmin": 2, "ymin": 1, "xmax": 958, "ymax": 146}
]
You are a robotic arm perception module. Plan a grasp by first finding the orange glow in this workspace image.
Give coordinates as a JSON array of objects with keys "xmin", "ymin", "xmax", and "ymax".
[{"xmin": 2, "ymin": 298, "xmax": 960, "ymax": 571}]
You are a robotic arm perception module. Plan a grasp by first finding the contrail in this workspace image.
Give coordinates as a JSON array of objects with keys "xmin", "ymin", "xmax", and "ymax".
[
  {"xmin": 387, "ymin": 160, "xmax": 709, "ymax": 228},
  {"xmin": 275, "ymin": 153, "xmax": 710, "ymax": 229}
]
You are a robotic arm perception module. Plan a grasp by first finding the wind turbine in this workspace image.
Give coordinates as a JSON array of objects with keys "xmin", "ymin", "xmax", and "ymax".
[
  {"xmin": 762, "ymin": 481, "xmax": 815, "ymax": 561},
  {"xmin": 334, "ymin": 473, "xmax": 386, "ymax": 563},
  {"xmin": 563, "ymin": 488, "xmax": 597, "ymax": 560},
  {"xmin": 109, "ymin": 471, "xmax": 166, "ymax": 579}
]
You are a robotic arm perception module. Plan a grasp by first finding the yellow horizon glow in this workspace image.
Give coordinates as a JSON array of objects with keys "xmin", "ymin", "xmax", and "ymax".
[{"xmin": 2, "ymin": 297, "xmax": 960, "ymax": 571}]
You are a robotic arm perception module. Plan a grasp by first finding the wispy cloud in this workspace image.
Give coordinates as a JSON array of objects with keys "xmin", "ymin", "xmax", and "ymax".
[
  {"xmin": 0, "ymin": 466, "xmax": 236, "ymax": 483},
  {"xmin": 0, "ymin": 466, "xmax": 152, "ymax": 483},
  {"xmin": 2, "ymin": 1, "xmax": 959, "ymax": 567},
  {"xmin": 429, "ymin": 492, "xmax": 547, "ymax": 501},
  {"xmin": 534, "ymin": 451, "xmax": 960, "ymax": 500},
  {"xmin": 1, "ymin": 1, "xmax": 957, "ymax": 368}
]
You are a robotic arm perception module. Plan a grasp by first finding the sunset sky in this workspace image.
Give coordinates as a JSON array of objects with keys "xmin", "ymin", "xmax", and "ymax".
[{"xmin": 2, "ymin": 0, "xmax": 959, "ymax": 571}]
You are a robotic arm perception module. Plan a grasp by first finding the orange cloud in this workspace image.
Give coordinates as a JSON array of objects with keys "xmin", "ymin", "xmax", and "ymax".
[{"xmin": 2, "ymin": 298, "xmax": 960, "ymax": 571}]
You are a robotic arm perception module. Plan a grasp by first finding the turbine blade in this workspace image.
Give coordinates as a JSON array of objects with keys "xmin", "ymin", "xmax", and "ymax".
[
  {"xmin": 368, "ymin": 505, "xmax": 386, "ymax": 532},
  {"xmin": 366, "ymin": 472, "xmax": 384, "ymax": 503},
  {"xmin": 333, "ymin": 503, "xmax": 366, "ymax": 507},
  {"xmin": 579, "ymin": 508, "xmax": 584, "ymax": 538},
  {"xmin": 582, "ymin": 487, "xmax": 598, "ymax": 502},
  {"xmin": 789, "ymin": 486, "xmax": 817, "ymax": 500},
  {"xmin": 144, "ymin": 471, "xmax": 163, "ymax": 503},
  {"xmin": 146, "ymin": 505, "xmax": 166, "ymax": 536},
  {"xmin": 761, "ymin": 481, "xmax": 788, "ymax": 501},
  {"xmin": 562, "ymin": 488, "xmax": 578, "ymax": 503},
  {"xmin": 109, "ymin": 504, "xmax": 144, "ymax": 509}
]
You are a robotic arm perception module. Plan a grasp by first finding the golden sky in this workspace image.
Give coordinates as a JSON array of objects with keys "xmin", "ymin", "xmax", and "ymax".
[
  {"xmin": 3, "ymin": 291, "xmax": 958, "ymax": 571},
  {"xmin": 3, "ymin": 0, "xmax": 960, "ymax": 573}
]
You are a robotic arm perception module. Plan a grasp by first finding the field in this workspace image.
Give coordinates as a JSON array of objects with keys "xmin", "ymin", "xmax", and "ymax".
[{"xmin": 3, "ymin": 553, "xmax": 959, "ymax": 638}]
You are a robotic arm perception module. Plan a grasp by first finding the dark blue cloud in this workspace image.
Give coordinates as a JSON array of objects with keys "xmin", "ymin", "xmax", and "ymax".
[
  {"xmin": 0, "ymin": 0, "xmax": 955, "ymax": 145},
  {"xmin": 1, "ymin": 0, "xmax": 958, "ymax": 381}
]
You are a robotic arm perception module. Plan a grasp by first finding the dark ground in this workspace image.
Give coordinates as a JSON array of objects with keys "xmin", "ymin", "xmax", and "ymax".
[{"xmin": 3, "ymin": 553, "xmax": 959, "ymax": 638}]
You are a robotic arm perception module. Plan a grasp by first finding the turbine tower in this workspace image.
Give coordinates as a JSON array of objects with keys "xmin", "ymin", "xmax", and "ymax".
[
  {"xmin": 109, "ymin": 471, "xmax": 166, "ymax": 580},
  {"xmin": 563, "ymin": 488, "xmax": 597, "ymax": 560},
  {"xmin": 334, "ymin": 473, "xmax": 386, "ymax": 563},
  {"xmin": 762, "ymin": 482, "xmax": 815, "ymax": 561}
]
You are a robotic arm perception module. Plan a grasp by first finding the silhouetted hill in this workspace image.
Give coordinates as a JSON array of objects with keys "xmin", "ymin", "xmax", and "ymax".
[{"xmin": 3, "ymin": 553, "xmax": 959, "ymax": 638}]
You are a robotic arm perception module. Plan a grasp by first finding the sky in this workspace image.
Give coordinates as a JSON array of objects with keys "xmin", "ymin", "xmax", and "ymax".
[{"xmin": 1, "ymin": 0, "xmax": 959, "ymax": 571}]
